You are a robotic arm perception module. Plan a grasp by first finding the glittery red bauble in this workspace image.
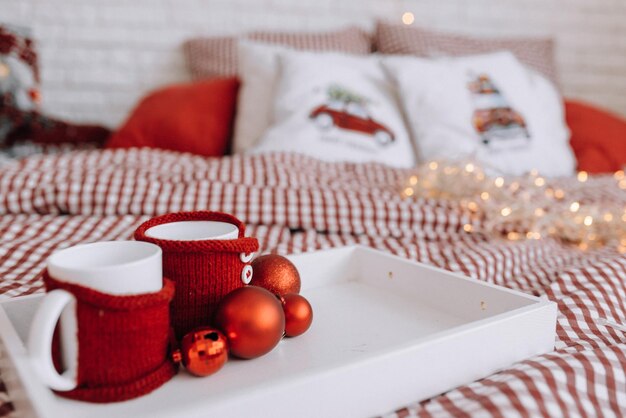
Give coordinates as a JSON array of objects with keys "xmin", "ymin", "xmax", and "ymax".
[
  {"xmin": 213, "ymin": 286, "xmax": 285, "ymax": 359},
  {"xmin": 180, "ymin": 327, "xmax": 228, "ymax": 377},
  {"xmin": 250, "ymin": 254, "xmax": 301, "ymax": 296},
  {"xmin": 280, "ymin": 293, "xmax": 313, "ymax": 337}
]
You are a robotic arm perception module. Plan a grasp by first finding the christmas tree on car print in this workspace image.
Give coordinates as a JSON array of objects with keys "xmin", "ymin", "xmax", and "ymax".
[
  {"xmin": 309, "ymin": 84, "xmax": 395, "ymax": 146},
  {"xmin": 467, "ymin": 74, "xmax": 530, "ymax": 148}
]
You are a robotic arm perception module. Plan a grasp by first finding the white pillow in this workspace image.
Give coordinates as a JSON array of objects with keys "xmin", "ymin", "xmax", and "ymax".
[
  {"xmin": 383, "ymin": 52, "xmax": 575, "ymax": 177},
  {"xmin": 232, "ymin": 41, "xmax": 284, "ymax": 154},
  {"xmin": 249, "ymin": 49, "xmax": 416, "ymax": 168}
]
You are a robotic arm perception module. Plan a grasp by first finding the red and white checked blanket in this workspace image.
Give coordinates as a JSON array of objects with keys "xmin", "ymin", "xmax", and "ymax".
[{"xmin": 0, "ymin": 149, "xmax": 624, "ymax": 417}]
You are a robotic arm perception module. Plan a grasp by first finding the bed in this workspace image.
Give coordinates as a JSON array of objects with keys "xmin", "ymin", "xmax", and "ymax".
[{"xmin": 0, "ymin": 148, "xmax": 623, "ymax": 416}]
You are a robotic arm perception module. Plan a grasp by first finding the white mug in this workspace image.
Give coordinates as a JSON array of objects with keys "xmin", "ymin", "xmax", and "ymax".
[
  {"xmin": 28, "ymin": 241, "xmax": 163, "ymax": 391},
  {"xmin": 143, "ymin": 219, "xmax": 255, "ymax": 283},
  {"xmin": 144, "ymin": 220, "xmax": 239, "ymax": 241}
]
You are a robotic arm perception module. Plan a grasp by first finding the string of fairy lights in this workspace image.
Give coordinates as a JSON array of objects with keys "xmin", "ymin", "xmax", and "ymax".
[{"xmin": 402, "ymin": 160, "xmax": 626, "ymax": 253}]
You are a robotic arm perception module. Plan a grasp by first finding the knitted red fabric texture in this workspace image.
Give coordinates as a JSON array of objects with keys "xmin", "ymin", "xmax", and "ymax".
[
  {"xmin": 43, "ymin": 272, "xmax": 177, "ymax": 403},
  {"xmin": 134, "ymin": 211, "xmax": 259, "ymax": 339}
]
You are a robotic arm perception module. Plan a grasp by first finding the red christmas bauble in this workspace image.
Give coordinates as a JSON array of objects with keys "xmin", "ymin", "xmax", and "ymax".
[
  {"xmin": 281, "ymin": 293, "xmax": 313, "ymax": 337},
  {"xmin": 213, "ymin": 286, "xmax": 285, "ymax": 359},
  {"xmin": 180, "ymin": 327, "xmax": 228, "ymax": 377},
  {"xmin": 250, "ymin": 254, "xmax": 301, "ymax": 296}
]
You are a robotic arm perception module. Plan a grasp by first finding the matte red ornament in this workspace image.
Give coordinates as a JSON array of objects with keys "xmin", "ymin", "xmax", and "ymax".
[
  {"xmin": 180, "ymin": 328, "xmax": 228, "ymax": 377},
  {"xmin": 250, "ymin": 254, "xmax": 301, "ymax": 296},
  {"xmin": 213, "ymin": 286, "xmax": 285, "ymax": 359},
  {"xmin": 280, "ymin": 293, "xmax": 313, "ymax": 337}
]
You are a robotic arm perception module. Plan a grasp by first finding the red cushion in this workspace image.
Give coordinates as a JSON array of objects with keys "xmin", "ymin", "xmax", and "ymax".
[
  {"xmin": 107, "ymin": 77, "xmax": 239, "ymax": 156},
  {"xmin": 565, "ymin": 99, "xmax": 626, "ymax": 174}
]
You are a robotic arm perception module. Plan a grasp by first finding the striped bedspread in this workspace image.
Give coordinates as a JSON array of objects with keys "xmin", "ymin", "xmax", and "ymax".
[{"xmin": 0, "ymin": 149, "xmax": 624, "ymax": 417}]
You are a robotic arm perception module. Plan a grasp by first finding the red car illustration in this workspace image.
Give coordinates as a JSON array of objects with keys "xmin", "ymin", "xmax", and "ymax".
[{"xmin": 309, "ymin": 102, "xmax": 395, "ymax": 145}]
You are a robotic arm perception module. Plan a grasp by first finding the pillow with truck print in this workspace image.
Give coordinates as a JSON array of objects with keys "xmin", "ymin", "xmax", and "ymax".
[{"xmin": 383, "ymin": 51, "xmax": 575, "ymax": 177}]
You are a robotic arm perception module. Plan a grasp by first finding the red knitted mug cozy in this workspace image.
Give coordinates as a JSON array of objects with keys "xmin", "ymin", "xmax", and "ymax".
[
  {"xmin": 44, "ymin": 272, "xmax": 177, "ymax": 403},
  {"xmin": 134, "ymin": 211, "xmax": 259, "ymax": 339}
]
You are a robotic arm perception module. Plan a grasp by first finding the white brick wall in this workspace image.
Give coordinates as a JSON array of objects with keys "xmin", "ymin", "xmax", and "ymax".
[{"xmin": 2, "ymin": 0, "xmax": 626, "ymax": 127}]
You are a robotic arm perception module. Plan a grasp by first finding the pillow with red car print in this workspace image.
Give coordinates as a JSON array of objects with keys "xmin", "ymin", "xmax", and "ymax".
[{"xmin": 249, "ymin": 48, "xmax": 416, "ymax": 168}]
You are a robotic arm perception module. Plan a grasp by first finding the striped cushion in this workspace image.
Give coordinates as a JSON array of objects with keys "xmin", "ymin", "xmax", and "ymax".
[
  {"xmin": 375, "ymin": 22, "xmax": 558, "ymax": 84},
  {"xmin": 183, "ymin": 27, "xmax": 371, "ymax": 80}
]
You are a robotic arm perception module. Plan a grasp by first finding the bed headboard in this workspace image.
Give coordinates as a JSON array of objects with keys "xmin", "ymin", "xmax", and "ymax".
[{"xmin": 3, "ymin": 0, "xmax": 626, "ymax": 127}]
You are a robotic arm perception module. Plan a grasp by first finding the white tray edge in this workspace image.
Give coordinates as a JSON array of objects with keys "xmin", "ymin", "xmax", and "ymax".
[{"xmin": 0, "ymin": 246, "xmax": 558, "ymax": 418}]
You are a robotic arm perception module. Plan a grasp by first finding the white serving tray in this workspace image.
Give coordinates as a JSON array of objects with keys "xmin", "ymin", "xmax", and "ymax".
[{"xmin": 0, "ymin": 246, "xmax": 557, "ymax": 418}]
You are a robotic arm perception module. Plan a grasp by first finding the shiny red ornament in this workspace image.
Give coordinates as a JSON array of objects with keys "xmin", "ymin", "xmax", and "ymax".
[
  {"xmin": 250, "ymin": 254, "xmax": 301, "ymax": 296},
  {"xmin": 280, "ymin": 293, "xmax": 313, "ymax": 337},
  {"xmin": 179, "ymin": 327, "xmax": 228, "ymax": 377},
  {"xmin": 213, "ymin": 286, "xmax": 285, "ymax": 359}
]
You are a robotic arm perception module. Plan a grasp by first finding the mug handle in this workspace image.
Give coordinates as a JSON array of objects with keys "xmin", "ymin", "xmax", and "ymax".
[{"xmin": 27, "ymin": 289, "xmax": 78, "ymax": 391}]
